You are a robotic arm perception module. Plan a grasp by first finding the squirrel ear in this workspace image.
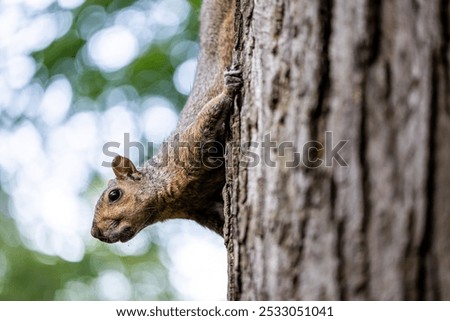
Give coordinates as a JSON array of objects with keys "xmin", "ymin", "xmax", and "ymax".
[{"xmin": 112, "ymin": 155, "xmax": 142, "ymax": 180}]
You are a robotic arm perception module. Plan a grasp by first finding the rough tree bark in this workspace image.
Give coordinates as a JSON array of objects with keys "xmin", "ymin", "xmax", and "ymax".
[{"xmin": 224, "ymin": 0, "xmax": 450, "ymax": 300}]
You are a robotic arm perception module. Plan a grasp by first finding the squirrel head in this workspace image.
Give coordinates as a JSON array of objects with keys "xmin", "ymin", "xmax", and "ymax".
[{"xmin": 91, "ymin": 155, "xmax": 154, "ymax": 243}]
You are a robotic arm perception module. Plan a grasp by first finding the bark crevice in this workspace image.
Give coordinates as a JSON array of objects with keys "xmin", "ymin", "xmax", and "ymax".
[
  {"xmin": 310, "ymin": 0, "xmax": 334, "ymax": 142},
  {"xmin": 417, "ymin": 51, "xmax": 440, "ymax": 300},
  {"xmin": 359, "ymin": 87, "xmax": 371, "ymax": 299}
]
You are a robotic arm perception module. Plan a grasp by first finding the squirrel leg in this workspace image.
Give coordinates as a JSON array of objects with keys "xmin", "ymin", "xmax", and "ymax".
[
  {"xmin": 178, "ymin": 67, "xmax": 242, "ymax": 173},
  {"xmin": 193, "ymin": 67, "xmax": 242, "ymax": 141}
]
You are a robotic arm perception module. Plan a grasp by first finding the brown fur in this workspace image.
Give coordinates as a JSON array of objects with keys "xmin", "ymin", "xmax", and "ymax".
[{"xmin": 91, "ymin": 0, "xmax": 240, "ymax": 242}]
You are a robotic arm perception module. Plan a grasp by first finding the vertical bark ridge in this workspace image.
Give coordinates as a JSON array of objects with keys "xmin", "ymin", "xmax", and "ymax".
[
  {"xmin": 233, "ymin": 0, "xmax": 258, "ymax": 300},
  {"xmin": 224, "ymin": 102, "xmax": 243, "ymax": 300},
  {"xmin": 225, "ymin": 0, "xmax": 247, "ymax": 301}
]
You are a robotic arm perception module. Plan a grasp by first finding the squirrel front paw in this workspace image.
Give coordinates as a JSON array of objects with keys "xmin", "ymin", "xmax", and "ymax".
[{"xmin": 224, "ymin": 66, "xmax": 243, "ymax": 94}]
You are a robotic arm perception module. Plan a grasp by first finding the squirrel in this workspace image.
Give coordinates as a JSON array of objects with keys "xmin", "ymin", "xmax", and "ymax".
[{"xmin": 91, "ymin": 0, "xmax": 241, "ymax": 243}]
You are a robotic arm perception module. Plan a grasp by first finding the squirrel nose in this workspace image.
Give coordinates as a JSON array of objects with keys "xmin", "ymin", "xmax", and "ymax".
[{"xmin": 91, "ymin": 223, "xmax": 102, "ymax": 239}]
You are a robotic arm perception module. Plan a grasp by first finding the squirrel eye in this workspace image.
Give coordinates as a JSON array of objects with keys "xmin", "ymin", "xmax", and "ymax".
[{"xmin": 108, "ymin": 189, "xmax": 122, "ymax": 202}]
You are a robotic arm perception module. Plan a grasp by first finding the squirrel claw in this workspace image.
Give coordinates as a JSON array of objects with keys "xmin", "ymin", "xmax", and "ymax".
[{"xmin": 224, "ymin": 68, "xmax": 243, "ymax": 93}]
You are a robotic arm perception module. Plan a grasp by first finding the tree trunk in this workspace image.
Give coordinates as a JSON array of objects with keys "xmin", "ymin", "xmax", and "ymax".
[{"xmin": 224, "ymin": 0, "xmax": 450, "ymax": 300}]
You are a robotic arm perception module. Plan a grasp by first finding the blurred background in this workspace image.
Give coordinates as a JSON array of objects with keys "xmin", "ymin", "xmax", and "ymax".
[{"xmin": 0, "ymin": 0, "xmax": 227, "ymax": 300}]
